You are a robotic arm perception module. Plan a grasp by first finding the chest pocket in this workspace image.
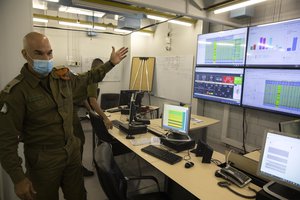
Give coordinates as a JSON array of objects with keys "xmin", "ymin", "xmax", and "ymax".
[{"xmin": 27, "ymin": 95, "xmax": 52, "ymax": 112}]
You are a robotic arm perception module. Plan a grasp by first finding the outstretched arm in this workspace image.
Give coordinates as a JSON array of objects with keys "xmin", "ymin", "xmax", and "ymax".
[
  {"xmin": 109, "ymin": 47, "xmax": 128, "ymax": 66},
  {"xmin": 88, "ymin": 97, "xmax": 113, "ymax": 129}
]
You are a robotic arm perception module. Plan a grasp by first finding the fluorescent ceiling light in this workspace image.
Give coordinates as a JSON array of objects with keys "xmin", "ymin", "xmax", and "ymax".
[
  {"xmin": 147, "ymin": 15, "xmax": 192, "ymax": 27},
  {"xmin": 132, "ymin": 32, "xmax": 152, "ymax": 36},
  {"xmin": 169, "ymin": 20, "xmax": 192, "ymax": 27},
  {"xmin": 59, "ymin": 6, "xmax": 105, "ymax": 18},
  {"xmin": 93, "ymin": 26, "xmax": 106, "ymax": 30},
  {"xmin": 32, "ymin": 0, "xmax": 47, "ymax": 10},
  {"xmin": 33, "ymin": 18, "xmax": 48, "ymax": 23},
  {"xmin": 147, "ymin": 15, "xmax": 167, "ymax": 21},
  {"xmin": 214, "ymin": 0, "xmax": 267, "ymax": 14},
  {"xmin": 45, "ymin": 0, "xmax": 59, "ymax": 2},
  {"xmin": 114, "ymin": 29, "xmax": 132, "ymax": 34},
  {"xmin": 59, "ymin": 21, "xmax": 93, "ymax": 29}
]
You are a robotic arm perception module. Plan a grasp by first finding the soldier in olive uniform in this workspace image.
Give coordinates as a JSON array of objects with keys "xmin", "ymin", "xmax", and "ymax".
[
  {"xmin": 87, "ymin": 58, "xmax": 113, "ymax": 130},
  {"xmin": 0, "ymin": 32, "xmax": 128, "ymax": 200},
  {"xmin": 73, "ymin": 58, "xmax": 113, "ymax": 177}
]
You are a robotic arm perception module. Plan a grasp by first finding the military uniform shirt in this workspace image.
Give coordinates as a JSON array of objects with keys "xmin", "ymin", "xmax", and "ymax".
[{"xmin": 0, "ymin": 61, "xmax": 114, "ymax": 184}]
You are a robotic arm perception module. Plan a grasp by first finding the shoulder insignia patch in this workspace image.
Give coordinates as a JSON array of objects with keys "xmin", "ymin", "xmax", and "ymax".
[
  {"xmin": 3, "ymin": 74, "xmax": 23, "ymax": 94},
  {"xmin": 0, "ymin": 103, "xmax": 8, "ymax": 114}
]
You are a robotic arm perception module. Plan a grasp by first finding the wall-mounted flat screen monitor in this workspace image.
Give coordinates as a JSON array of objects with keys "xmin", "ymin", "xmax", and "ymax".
[
  {"xmin": 242, "ymin": 69, "xmax": 300, "ymax": 116},
  {"xmin": 257, "ymin": 130, "xmax": 300, "ymax": 199},
  {"xmin": 193, "ymin": 67, "xmax": 244, "ymax": 105},
  {"xmin": 196, "ymin": 27, "xmax": 248, "ymax": 67},
  {"xmin": 246, "ymin": 18, "xmax": 300, "ymax": 67}
]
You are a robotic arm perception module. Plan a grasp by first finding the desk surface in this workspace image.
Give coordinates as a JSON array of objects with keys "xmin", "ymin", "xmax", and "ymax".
[
  {"xmin": 148, "ymin": 114, "xmax": 219, "ymax": 132},
  {"xmin": 107, "ymin": 112, "xmax": 260, "ymax": 199}
]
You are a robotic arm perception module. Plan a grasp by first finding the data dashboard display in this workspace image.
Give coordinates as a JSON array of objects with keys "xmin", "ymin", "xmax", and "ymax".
[
  {"xmin": 196, "ymin": 28, "xmax": 247, "ymax": 67},
  {"xmin": 193, "ymin": 67, "xmax": 244, "ymax": 105},
  {"xmin": 246, "ymin": 18, "xmax": 300, "ymax": 67},
  {"xmin": 242, "ymin": 69, "xmax": 300, "ymax": 116}
]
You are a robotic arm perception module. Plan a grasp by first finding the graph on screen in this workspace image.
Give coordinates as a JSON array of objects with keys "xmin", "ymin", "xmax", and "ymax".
[
  {"xmin": 242, "ymin": 69, "xmax": 300, "ymax": 116},
  {"xmin": 196, "ymin": 28, "xmax": 247, "ymax": 67},
  {"xmin": 246, "ymin": 18, "xmax": 300, "ymax": 67}
]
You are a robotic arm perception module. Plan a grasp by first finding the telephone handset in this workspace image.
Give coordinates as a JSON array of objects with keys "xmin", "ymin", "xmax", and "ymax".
[{"xmin": 216, "ymin": 165, "xmax": 252, "ymax": 188}]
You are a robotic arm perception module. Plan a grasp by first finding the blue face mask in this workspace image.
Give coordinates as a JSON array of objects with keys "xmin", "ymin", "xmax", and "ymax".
[
  {"xmin": 26, "ymin": 52, "xmax": 53, "ymax": 76},
  {"xmin": 32, "ymin": 59, "xmax": 54, "ymax": 76}
]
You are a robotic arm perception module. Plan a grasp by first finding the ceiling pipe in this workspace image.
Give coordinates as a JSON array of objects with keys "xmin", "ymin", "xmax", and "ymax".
[
  {"xmin": 74, "ymin": 0, "xmax": 243, "ymax": 27},
  {"xmin": 33, "ymin": 13, "xmax": 154, "ymax": 34},
  {"xmin": 72, "ymin": 0, "xmax": 197, "ymax": 24}
]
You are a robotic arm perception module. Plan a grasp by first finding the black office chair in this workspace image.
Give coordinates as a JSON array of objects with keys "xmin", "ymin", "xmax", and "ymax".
[
  {"xmin": 89, "ymin": 111, "xmax": 131, "ymax": 162},
  {"xmin": 100, "ymin": 93, "xmax": 120, "ymax": 110},
  {"xmin": 94, "ymin": 142, "xmax": 171, "ymax": 200}
]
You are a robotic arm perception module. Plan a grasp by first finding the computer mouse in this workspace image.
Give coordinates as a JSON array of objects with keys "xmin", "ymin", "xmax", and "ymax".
[{"xmin": 184, "ymin": 161, "xmax": 194, "ymax": 168}]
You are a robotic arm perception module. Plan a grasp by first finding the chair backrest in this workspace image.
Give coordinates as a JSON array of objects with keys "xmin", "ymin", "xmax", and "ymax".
[
  {"xmin": 94, "ymin": 142, "xmax": 127, "ymax": 200},
  {"xmin": 100, "ymin": 93, "xmax": 120, "ymax": 110},
  {"xmin": 89, "ymin": 111, "xmax": 114, "ymax": 142}
]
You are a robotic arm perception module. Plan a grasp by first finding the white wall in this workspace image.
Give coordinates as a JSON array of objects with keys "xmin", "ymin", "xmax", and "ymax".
[
  {"xmin": 0, "ymin": 0, "xmax": 32, "ymax": 199},
  {"xmin": 33, "ymin": 27, "xmax": 126, "ymax": 98},
  {"xmin": 127, "ymin": 21, "xmax": 204, "ymax": 114}
]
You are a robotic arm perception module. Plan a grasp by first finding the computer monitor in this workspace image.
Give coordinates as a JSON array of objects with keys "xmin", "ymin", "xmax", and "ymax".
[
  {"xmin": 161, "ymin": 104, "xmax": 191, "ymax": 141},
  {"xmin": 196, "ymin": 27, "xmax": 248, "ymax": 67},
  {"xmin": 279, "ymin": 119, "xmax": 300, "ymax": 135},
  {"xmin": 193, "ymin": 67, "xmax": 244, "ymax": 106},
  {"xmin": 119, "ymin": 90, "xmax": 143, "ymax": 108},
  {"xmin": 257, "ymin": 130, "xmax": 300, "ymax": 199},
  {"xmin": 242, "ymin": 68, "xmax": 300, "ymax": 117},
  {"xmin": 119, "ymin": 90, "xmax": 135, "ymax": 107},
  {"xmin": 246, "ymin": 18, "xmax": 300, "ymax": 68}
]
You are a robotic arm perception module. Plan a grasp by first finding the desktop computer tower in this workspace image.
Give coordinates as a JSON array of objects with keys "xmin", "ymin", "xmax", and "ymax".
[
  {"xmin": 119, "ymin": 123, "xmax": 147, "ymax": 135},
  {"xmin": 160, "ymin": 137, "xmax": 195, "ymax": 152}
]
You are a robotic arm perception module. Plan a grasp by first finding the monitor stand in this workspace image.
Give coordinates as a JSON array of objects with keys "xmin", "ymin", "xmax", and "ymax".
[
  {"xmin": 262, "ymin": 181, "xmax": 300, "ymax": 200},
  {"xmin": 166, "ymin": 132, "xmax": 191, "ymax": 142},
  {"xmin": 160, "ymin": 132, "xmax": 195, "ymax": 152}
]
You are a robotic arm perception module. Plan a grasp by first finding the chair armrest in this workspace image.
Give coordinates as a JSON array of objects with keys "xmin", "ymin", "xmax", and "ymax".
[{"xmin": 125, "ymin": 176, "xmax": 160, "ymax": 192}]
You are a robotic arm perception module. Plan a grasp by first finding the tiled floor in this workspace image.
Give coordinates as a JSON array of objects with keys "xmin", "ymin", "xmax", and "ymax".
[{"xmin": 60, "ymin": 119, "xmax": 230, "ymax": 200}]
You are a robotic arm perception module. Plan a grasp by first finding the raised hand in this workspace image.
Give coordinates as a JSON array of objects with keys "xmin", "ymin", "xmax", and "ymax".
[{"xmin": 109, "ymin": 46, "xmax": 128, "ymax": 66}]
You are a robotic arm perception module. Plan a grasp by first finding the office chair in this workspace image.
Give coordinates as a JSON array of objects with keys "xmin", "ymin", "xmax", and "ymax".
[
  {"xmin": 100, "ymin": 93, "xmax": 120, "ymax": 110},
  {"xmin": 89, "ymin": 111, "xmax": 131, "ymax": 163},
  {"xmin": 94, "ymin": 142, "xmax": 171, "ymax": 200}
]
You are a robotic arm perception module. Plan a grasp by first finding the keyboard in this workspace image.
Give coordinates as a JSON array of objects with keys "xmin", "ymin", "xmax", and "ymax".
[
  {"xmin": 141, "ymin": 145, "xmax": 182, "ymax": 165},
  {"xmin": 147, "ymin": 126, "xmax": 167, "ymax": 137},
  {"xmin": 111, "ymin": 120, "xmax": 122, "ymax": 128},
  {"xmin": 106, "ymin": 108, "xmax": 121, "ymax": 113}
]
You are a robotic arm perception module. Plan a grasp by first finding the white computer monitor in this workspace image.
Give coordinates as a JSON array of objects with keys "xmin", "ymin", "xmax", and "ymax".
[
  {"xmin": 257, "ymin": 130, "xmax": 300, "ymax": 199},
  {"xmin": 242, "ymin": 68, "xmax": 300, "ymax": 117},
  {"xmin": 196, "ymin": 27, "xmax": 248, "ymax": 67},
  {"xmin": 161, "ymin": 104, "xmax": 191, "ymax": 140},
  {"xmin": 246, "ymin": 18, "xmax": 300, "ymax": 68}
]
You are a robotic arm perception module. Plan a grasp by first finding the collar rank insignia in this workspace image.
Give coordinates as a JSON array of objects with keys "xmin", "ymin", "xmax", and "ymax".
[{"xmin": 0, "ymin": 103, "xmax": 8, "ymax": 114}]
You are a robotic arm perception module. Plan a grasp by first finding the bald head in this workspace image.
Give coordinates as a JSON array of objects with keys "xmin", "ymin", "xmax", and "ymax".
[
  {"xmin": 21, "ymin": 32, "xmax": 53, "ymax": 77},
  {"xmin": 23, "ymin": 32, "xmax": 51, "ymax": 52},
  {"xmin": 22, "ymin": 32, "xmax": 53, "ymax": 65}
]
